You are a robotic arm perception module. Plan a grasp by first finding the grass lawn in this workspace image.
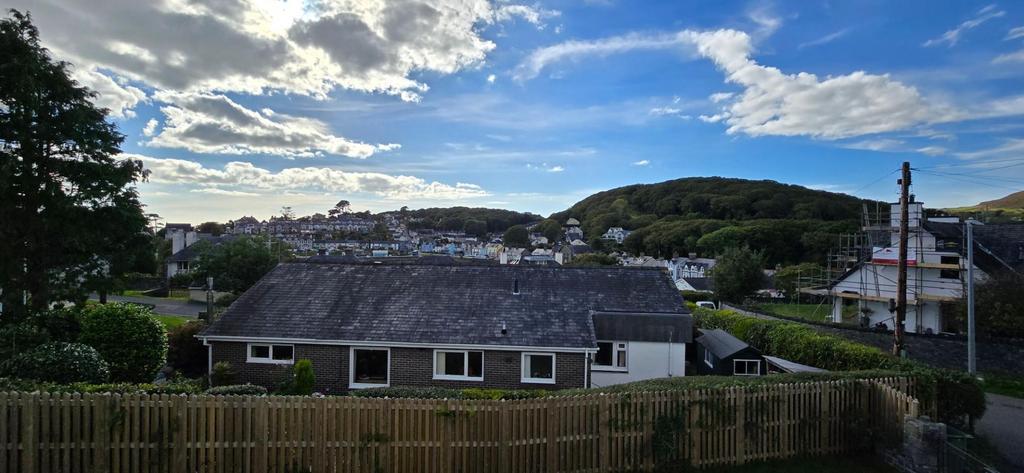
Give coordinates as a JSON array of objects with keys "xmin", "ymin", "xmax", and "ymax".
[
  {"xmin": 704, "ymin": 456, "xmax": 898, "ymax": 473},
  {"xmin": 980, "ymin": 372, "xmax": 1024, "ymax": 399},
  {"xmin": 755, "ymin": 303, "xmax": 858, "ymax": 324},
  {"xmin": 152, "ymin": 314, "xmax": 192, "ymax": 330}
]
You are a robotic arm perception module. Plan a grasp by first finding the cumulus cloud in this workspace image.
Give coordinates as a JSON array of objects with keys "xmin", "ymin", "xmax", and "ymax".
[
  {"xmin": 487, "ymin": 74, "xmax": 497, "ymax": 84},
  {"xmin": 147, "ymin": 92, "xmax": 397, "ymax": 158},
  {"xmin": 12, "ymin": 0, "xmax": 525, "ymax": 103},
  {"xmin": 142, "ymin": 119, "xmax": 159, "ymax": 137},
  {"xmin": 519, "ymin": 28, "xmax": 956, "ymax": 139},
  {"xmin": 632, "ymin": 160, "xmax": 650, "ymax": 166},
  {"xmin": 648, "ymin": 107, "xmax": 691, "ymax": 119},
  {"xmin": 129, "ymin": 154, "xmax": 489, "ymax": 200},
  {"xmin": 923, "ymin": 4, "xmax": 1005, "ymax": 47},
  {"xmin": 71, "ymin": 68, "xmax": 146, "ymax": 118},
  {"xmin": 493, "ymin": 4, "xmax": 561, "ymax": 29}
]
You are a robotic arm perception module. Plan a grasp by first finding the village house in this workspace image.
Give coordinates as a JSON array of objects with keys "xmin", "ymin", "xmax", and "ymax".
[
  {"xmin": 198, "ymin": 261, "xmax": 692, "ymax": 393},
  {"xmin": 810, "ymin": 199, "xmax": 1024, "ymax": 334},
  {"xmin": 601, "ymin": 227, "xmax": 631, "ymax": 244},
  {"xmin": 563, "ymin": 218, "xmax": 584, "ymax": 242}
]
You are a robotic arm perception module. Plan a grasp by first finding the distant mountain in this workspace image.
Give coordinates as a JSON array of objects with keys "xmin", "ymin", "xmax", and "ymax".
[
  {"xmin": 549, "ymin": 177, "xmax": 876, "ymax": 266},
  {"xmin": 977, "ymin": 190, "xmax": 1024, "ymax": 209}
]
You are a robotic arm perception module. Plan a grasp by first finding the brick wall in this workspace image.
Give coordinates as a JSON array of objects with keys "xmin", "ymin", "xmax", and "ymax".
[{"xmin": 211, "ymin": 342, "xmax": 586, "ymax": 392}]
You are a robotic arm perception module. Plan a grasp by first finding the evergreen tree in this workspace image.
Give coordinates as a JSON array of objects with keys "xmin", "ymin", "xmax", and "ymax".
[{"xmin": 0, "ymin": 11, "xmax": 147, "ymax": 319}]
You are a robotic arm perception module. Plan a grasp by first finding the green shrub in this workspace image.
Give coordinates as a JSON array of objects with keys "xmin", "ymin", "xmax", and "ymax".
[
  {"xmin": 168, "ymin": 272, "xmax": 194, "ymax": 289},
  {"xmin": 0, "ymin": 342, "xmax": 109, "ymax": 384},
  {"xmin": 292, "ymin": 359, "xmax": 315, "ymax": 395},
  {"xmin": 0, "ymin": 322, "xmax": 50, "ymax": 361},
  {"xmin": 210, "ymin": 361, "xmax": 235, "ymax": 387},
  {"xmin": 167, "ymin": 321, "xmax": 207, "ymax": 377},
  {"xmin": 80, "ymin": 303, "xmax": 168, "ymax": 382},
  {"xmin": 28, "ymin": 306, "xmax": 83, "ymax": 342},
  {"xmin": 692, "ymin": 307, "xmax": 986, "ymax": 426},
  {"xmin": 680, "ymin": 291, "xmax": 714, "ymax": 303},
  {"xmin": 351, "ymin": 386, "xmax": 463, "ymax": 399},
  {"xmin": 0, "ymin": 377, "xmax": 203, "ymax": 394},
  {"xmin": 214, "ymin": 293, "xmax": 238, "ymax": 307},
  {"xmin": 206, "ymin": 383, "xmax": 268, "ymax": 396}
]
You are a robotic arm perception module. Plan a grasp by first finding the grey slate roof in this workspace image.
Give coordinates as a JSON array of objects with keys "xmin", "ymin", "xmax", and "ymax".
[
  {"xmin": 592, "ymin": 311, "xmax": 692, "ymax": 343},
  {"xmin": 202, "ymin": 262, "xmax": 688, "ymax": 349},
  {"xmin": 696, "ymin": 329, "xmax": 756, "ymax": 359},
  {"xmin": 682, "ymin": 277, "xmax": 714, "ymax": 292}
]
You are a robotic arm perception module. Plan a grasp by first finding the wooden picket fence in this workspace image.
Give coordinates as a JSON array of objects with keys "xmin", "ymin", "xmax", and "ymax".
[{"xmin": 0, "ymin": 377, "xmax": 919, "ymax": 473}]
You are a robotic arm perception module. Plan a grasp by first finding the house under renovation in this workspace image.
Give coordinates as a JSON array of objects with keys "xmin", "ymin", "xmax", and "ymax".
[{"xmin": 810, "ymin": 199, "xmax": 1024, "ymax": 334}]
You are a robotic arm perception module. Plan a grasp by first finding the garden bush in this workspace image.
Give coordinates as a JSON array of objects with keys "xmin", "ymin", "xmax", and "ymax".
[
  {"xmin": 350, "ymin": 386, "xmax": 547, "ymax": 400},
  {"xmin": 692, "ymin": 307, "xmax": 986, "ymax": 425},
  {"xmin": 0, "ymin": 322, "xmax": 50, "ymax": 361},
  {"xmin": 206, "ymin": 384, "xmax": 268, "ymax": 396},
  {"xmin": 292, "ymin": 359, "xmax": 315, "ymax": 395},
  {"xmin": 680, "ymin": 291, "xmax": 715, "ymax": 303},
  {"xmin": 79, "ymin": 303, "xmax": 168, "ymax": 383},
  {"xmin": 167, "ymin": 320, "xmax": 207, "ymax": 377},
  {"xmin": 210, "ymin": 361, "xmax": 236, "ymax": 387},
  {"xmin": 0, "ymin": 377, "xmax": 203, "ymax": 394},
  {"xmin": 0, "ymin": 342, "xmax": 109, "ymax": 384}
]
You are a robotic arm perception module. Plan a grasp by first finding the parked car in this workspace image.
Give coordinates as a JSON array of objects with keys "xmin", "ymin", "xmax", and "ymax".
[{"xmin": 696, "ymin": 301, "xmax": 717, "ymax": 310}]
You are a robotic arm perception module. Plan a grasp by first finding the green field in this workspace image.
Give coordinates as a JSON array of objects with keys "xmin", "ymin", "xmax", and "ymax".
[
  {"xmin": 754, "ymin": 303, "xmax": 859, "ymax": 324},
  {"xmin": 152, "ymin": 314, "xmax": 192, "ymax": 330},
  {"xmin": 704, "ymin": 456, "xmax": 897, "ymax": 473}
]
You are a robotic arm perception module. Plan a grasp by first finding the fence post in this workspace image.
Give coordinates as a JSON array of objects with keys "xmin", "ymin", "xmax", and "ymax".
[
  {"xmin": 171, "ymin": 395, "xmax": 187, "ymax": 473},
  {"xmin": 254, "ymin": 396, "xmax": 268, "ymax": 473},
  {"xmin": 94, "ymin": 394, "xmax": 111, "ymax": 472},
  {"xmin": 734, "ymin": 387, "xmax": 745, "ymax": 464},
  {"xmin": 821, "ymin": 382, "xmax": 831, "ymax": 452},
  {"xmin": 546, "ymin": 397, "xmax": 559, "ymax": 473},
  {"xmin": 19, "ymin": 392, "xmax": 36, "ymax": 473},
  {"xmin": 598, "ymin": 395, "xmax": 610, "ymax": 472}
]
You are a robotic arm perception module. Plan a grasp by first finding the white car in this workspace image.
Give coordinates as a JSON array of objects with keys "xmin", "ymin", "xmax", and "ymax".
[{"xmin": 696, "ymin": 301, "xmax": 717, "ymax": 310}]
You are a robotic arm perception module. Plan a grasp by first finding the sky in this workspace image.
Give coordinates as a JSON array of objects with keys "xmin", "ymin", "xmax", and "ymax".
[{"xmin": 14, "ymin": 0, "xmax": 1024, "ymax": 223}]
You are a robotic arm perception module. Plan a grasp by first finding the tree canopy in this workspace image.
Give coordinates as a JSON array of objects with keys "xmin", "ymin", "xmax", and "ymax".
[
  {"xmin": 502, "ymin": 225, "xmax": 530, "ymax": 247},
  {"xmin": 711, "ymin": 246, "xmax": 766, "ymax": 303},
  {"xmin": 400, "ymin": 207, "xmax": 541, "ymax": 235},
  {"xmin": 192, "ymin": 236, "xmax": 290, "ymax": 294},
  {"xmin": 0, "ymin": 11, "xmax": 148, "ymax": 318},
  {"xmin": 551, "ymin": 177, "xmax": 871, "ymax": 266}
]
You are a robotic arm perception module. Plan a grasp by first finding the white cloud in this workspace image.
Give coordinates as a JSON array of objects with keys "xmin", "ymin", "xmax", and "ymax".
[
  {"xmin": 517, "ymin": 28, "xmax": 955, "ymax": 139},
  {"xmin": 71, "ymin": 68, "xmax": 146, "ymax": 118},
  {"xmin": 190, "ymin": 188, "xmax": 261, "ymax": 197},
  {"xmin": 142, "ymin": 119, "xmax": 159, "ymax": 137},
  {"xmin": 493, "ymin": 4, "xmax": 561, "ymax": 29},
  {"xmin": 129, "ymin": 154, "xmax": 489, "ymax": 200},
  {"xmin": 548, "ymin": 165, "xmax": 565, "ymax": 173},
  {"xmin": 955, "ymin": 138, "xmax": 1024, "ymax": 159},
  {"xmin": 147, "ymin": 91, "xmax": 397, "ymax": 158},
  {"xmin": 746, "ymin": 3, "xmax": 782, "ymax": 39},
  {"xmin": 14, "ymin": 0, "xmax": 509, "ymax": 102},
  {"xmin": 487, "ymin": 73, "xmax": 497, "ymax": 84},
  {"xmin": 841, "ymin": 139, "xmax": 905, "ymax": 152},
  {"xmin": 923, "ymin": 4, "xmax": 1005, "ymax": 47},
  {"xmin": 993, "ymin": 49, "xmax": 1024, "ymax": 64},
  {"xmin": 1007, "ymin": 26, "xmax": 1024, "ymax": 40},
  {"xmin": 526, "ymin": 162, "xmax": 565, "ymax": 172},
  {"xmin": 798, "ymin": 28, "xmax": 852, "ymax": 49},
  {"xmin": 709, "ymin": 92, "xmax": 734, "ymax": 103},
  {"xmin": 632, "ymin": 160, "xmax": 650, "ymax": 166},
  {"xmin": 915, "ymin": 146, "xmax": 948, "ymax": 156},
  {"xmin": 648, "ymin": 107, "xmax": 691, "ymax": 119}
]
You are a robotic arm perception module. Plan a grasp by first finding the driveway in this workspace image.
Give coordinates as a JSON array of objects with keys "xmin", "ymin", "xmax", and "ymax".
[
  {"xmin": 91, "ymin": 294, "xmax": 204, "ymax": 317},
  {"xmin": 976, "ymin": 394, "xmax": 1024, "ymax": 473}
]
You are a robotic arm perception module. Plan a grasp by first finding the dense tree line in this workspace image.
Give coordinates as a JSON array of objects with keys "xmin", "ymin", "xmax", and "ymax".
[
  {"xmin": 400, "ymin": 207, "xmax": 541, "ymax": 236},
  {"xmin": 549, "ymin": 177, "xmax": 874, "ymax": 266}
]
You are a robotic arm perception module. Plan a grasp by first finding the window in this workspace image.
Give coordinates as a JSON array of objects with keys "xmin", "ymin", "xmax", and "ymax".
[
  {"xmin": 592, "ymin": 341, "xmax": 628, "ymax": 371},
  {"xmin": 521, "ymin": 353, "xmax": 556, "ymax": 384},
  {"xmin": 247, "ymin": 344, "xmax": 294, "ymax": 364},
  {"xmin": 733, "ymin": 359, "xmax": 761, "ymax": 376},
  {"xmin": 939, "ymin": 256, "xmax": 960, "ymax": 279},
  {"xmin": 350, "ymin": 348, "xmax": 389, "ymax": 388},
  {"xmin": 704, "ymin": 349, "xmax": 714, "ymax": 368},
  {"xmin": 433, "ymin": 350, "xmax": 484, "ymax": 381}
]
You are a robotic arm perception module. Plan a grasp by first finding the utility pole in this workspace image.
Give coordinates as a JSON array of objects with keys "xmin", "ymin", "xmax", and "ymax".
[
  {"xmin": 966, "ymin": 221, "xmax": 976, "ymax": 375},
  {"xmin": 894, "ymin": 161, "xmax": 911, "ymax": 357},
  {"xmin": 206, "ymin": 276, "xmax": 214, "ymax": 322}
]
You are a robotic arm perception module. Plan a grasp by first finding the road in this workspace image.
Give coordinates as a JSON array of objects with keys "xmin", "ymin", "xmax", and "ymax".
[
  {"xmin": 90, "ymin": 294, "xmax": 204, "ymax": 317},
  {"xmin": 977, "ymin": 394, "xmax": 1024, "ymax": 473}
]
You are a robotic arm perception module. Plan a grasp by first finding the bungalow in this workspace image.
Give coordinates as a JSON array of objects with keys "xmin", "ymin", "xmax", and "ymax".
[
  {"xmin": 694, "ymin": 329, "xmax": 765, "ymax": 376},
  {"xmin": 198, "ymin": 261, "xmax": 692, "ymax": 393}
]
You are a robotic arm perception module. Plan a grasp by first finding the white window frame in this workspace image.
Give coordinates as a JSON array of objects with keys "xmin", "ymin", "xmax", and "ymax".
[
  {"xmin": 521, "ymin": 352, "xmax": 556, "ymax": 384},
  {"xmin": 246, "ymin": 343, "xmax": 295, "ymax": 365},
  {"xmin": 432, "ymin": 349, "xmax": 484, "ymax": 381},
  {"xmin": 704, "ymin": 349, "xmax": 714, "ymax": 368},
  {"xmin": 592, "ymin": 341, "xmax": 628, "ymax": 372},
  {"xmin": 349, "ymin": 347, "xmax": 391, "ymax": 389},
  {"xmin": 733, "ymin": 359, "xmax": 761, "ymax": 376}
]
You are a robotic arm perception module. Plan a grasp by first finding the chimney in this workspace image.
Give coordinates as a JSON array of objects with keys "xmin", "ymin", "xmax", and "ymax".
[
  {"xmin": 512, "ymin": 277, "xmax": 520, "ymax": 295},
  {"xmin": 501, "ymin": 322, "xmax": 507, "ymax": 335},
  {"xmin": 499, "ymin": 251, "xmax": 508, "ymax": 265}
]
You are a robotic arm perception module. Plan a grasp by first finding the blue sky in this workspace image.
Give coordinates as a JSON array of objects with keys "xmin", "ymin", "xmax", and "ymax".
[{"xmin": 18, "ymin": 0, "xmax": 1024, "ymax": 222}]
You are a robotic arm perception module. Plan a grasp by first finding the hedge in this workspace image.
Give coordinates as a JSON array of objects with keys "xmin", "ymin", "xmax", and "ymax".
[
  {"xmin": 0, "ymin": 377, "xmax": 204, "ymax": 395},
  {"xmin": 350, "ymin": 387, "xmax": 548, "ymax": 400},
  {"xmin": 205, "ymin": 384, "xmax": 268, "ymax": 396},
  {"xmin": 0, "ymin": 342, "xmax": 109, "ymax": 384},
  {"xmin": 692, "ymin": 307, "xmax": 986, "ymax": 426}
]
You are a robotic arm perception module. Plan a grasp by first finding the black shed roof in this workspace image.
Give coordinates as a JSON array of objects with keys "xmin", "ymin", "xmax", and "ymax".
[
  {"xmin": 696, "ymin": 329, "xmax": 758, "ymax": 359},
  {"xmin": 202, "ymin": 262, "xmax": 688, "ymax": 349},
  {"xmin": 592, "ymin": 311, "xmax": 692, "ymax": 343}
]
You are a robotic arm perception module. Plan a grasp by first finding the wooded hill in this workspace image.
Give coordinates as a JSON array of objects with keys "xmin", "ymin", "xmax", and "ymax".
[
  {"xmin": 389, "ymin": 207, "xmax": 542, "ymax": 237},
  {"xmin": 943, "ymin": 190, "xmax": 1024, "ymax": 223},
  {"xmin": 549, "ymin": 177, "xmax": 874, "ymax": 266}
]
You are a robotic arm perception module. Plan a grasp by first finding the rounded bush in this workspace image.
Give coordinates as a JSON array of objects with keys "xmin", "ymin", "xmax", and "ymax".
[
  {"xmin": 206, "ymin": 384, "xmax": 268, "ymax": 396},
  {"xmin": 167, "ymin": 320, "xmax": 207, "ymax": 377},
  {"xmin": 79, "ymin": 303, "xmax": 167, "ymax": 383},
  {"xmin": 292, "ymin": 359, "xmax": 315, "ymax": 395},
  {"xmin": 0, "ymin": 342, "xmax": 109, "ymax": 384}
]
